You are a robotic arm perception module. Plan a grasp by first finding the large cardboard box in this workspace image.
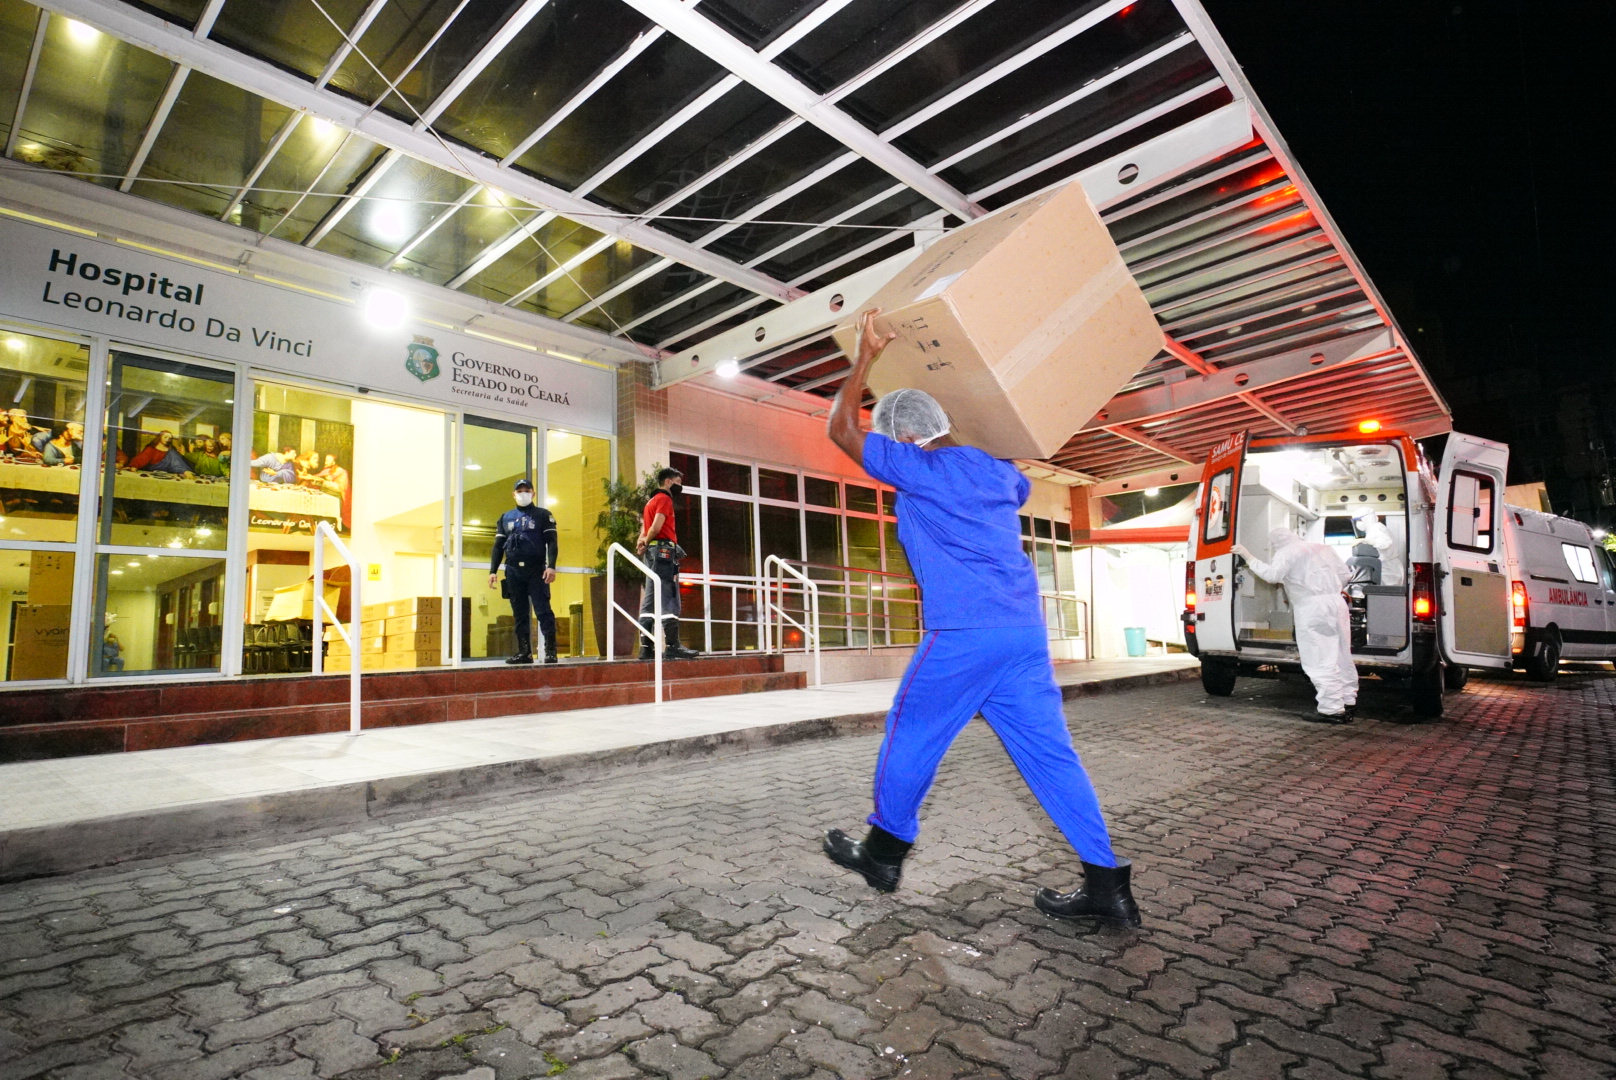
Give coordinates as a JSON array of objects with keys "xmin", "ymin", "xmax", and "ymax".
[
  {"xmin": 385, "ymin": 631, "xmax": 441, "ymax": 653},
  {"xmin": 831, "ymin": 181, "xmax": 1160, "ymax": 460},
  {"xmin": 382, "ymin": 649, "xmax": 442, "ymax": 670},
  {"xmin": 324, "ymin": 620, "xmax": 384, "ymax": 641},
  {"xmin": 266, "ymin": 581, "xmax": 342, "ymax": 622},
  {"xmin": 384, "ymin": 613, "xmax": 441, "ymax": 635},
  {"xmin": 10, "ymin": 604, "xmax": 70, "ymax": 681},
  {"xmin": 28, "ymin": 551, "xmax": 74, "ymax": 606},
  {"xmin": 362, "ymin": 596, "xmax": 442, "ymax": 622}
]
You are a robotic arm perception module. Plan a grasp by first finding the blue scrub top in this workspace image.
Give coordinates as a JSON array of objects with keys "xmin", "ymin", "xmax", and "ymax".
[{"xmin": 862, "ymin": 433, "xmax": 1044, "ymax": 630}]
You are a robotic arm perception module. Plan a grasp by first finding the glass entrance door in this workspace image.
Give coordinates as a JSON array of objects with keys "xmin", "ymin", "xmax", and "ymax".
[{"xmin": 458, "ymin": 416, "xmax": 535, "ymax": 661}]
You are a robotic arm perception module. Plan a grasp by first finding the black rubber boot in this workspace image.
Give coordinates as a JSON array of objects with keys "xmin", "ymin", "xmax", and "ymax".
[
  {"xmin": 1035, "ymin": 858, "xmax": 1143, "ymax": 927},
  {"xmin": 1298, "ymin": 709, "xmax": 1352, "ymax": 725},
  {"xmin": 543, "ymin": 648, "xmax": 559, "ymax": 665},
  {"xmin": 663, "ymin": 619, "xmax": 701, "ymax": 660},
  {"xmin": 638, "ymin": 618, "xmax": 656, "ymax": 661},
  {"xmin": 505, "ymin": 652, "xmax": 533, "ymax": 665},
  {"xmin": 822, "ymin": 825, "xmax": 911, "ymax": 893}
]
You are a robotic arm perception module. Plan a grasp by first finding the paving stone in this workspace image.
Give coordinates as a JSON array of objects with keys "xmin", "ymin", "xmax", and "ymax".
[
  {"xmin": 626, "ymin": 1032, "xmax": 721, "ymax": 1080},
  {"xmin": 939, "ymin": 1025, "xmax": 1058, "ymax": 1079}
]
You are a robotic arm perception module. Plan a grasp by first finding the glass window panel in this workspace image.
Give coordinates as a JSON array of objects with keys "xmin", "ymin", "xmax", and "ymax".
[
  {"xmin": 884, "ymin": 490, "xmax": 898, "ymax": 518},
  {"xmin": 846, "ymin": 483, "xmax": 877, "ymax": 515},
  {"xmin": 129, "ymin": 73, "xmax": 296, "ymax": 219},
  {"xmin": 391, "ymin": 192, "xmax": 544, "ymax": 287},
  {"xmin": 13, "ymin": 18, "xmax": 173, "ymax": 183},
  {"xmin": 1, "ymin": 331, "xmax": 90, "ymax": 543},
  {"xmin": 544, "ymin": 428, "xmax": 609, "ymax": 659},
  {"xmin": 100, "ymin": 352, "xmax": 234, "ymax": 551},
  {"xmin": 672, "ymin": 491, "xmax": 703, "ymax": 575},
  {"xmin": 591, "ymin": 85, "xmax": 790, "ymax": 215},
  {"xmin": 94, "ymin": 553, "xmax": 226, "ymax": 676},
  {"xmin": 759, "ymin": 503, "xmax": 801, "ymax": 563},
  {"xmin": 211, "ymin": 0, "xmax": 370, "ymax": 82},
  {"xmin": 804, "ymin": 475, "xmax": 839, "ymax": 508},
  {"xmin": 846, "ymin": 515, "xmax": 880, "ymax": 570},
  {"xmin": 1, "ymin": 548, "xmax": 76, "ymax": 682},
  {"xmin": 860, "ymin": 0, "xmax": 1186, "ymax": 134},
  {"xmin": 534, "ymin": 242, "xmax": 664, "ymax": 325},
  {"xmin": 706, "ymin": 459, "xmax": 751, "ymax": 496},
  {"xmin": 1019, "ymin": 514, "xmax": 1032, "ymax": 536},
  {"xmin": 653, "ymin": 123, "xmax": 848, "ymax": 244},
  {"xmin": 706, "ymin": 496, "xmax": 753, "ymax": 576},
  {"xmin": 697, "ymin": 0, "xmax": 821, "ymax": 49},
  {"xmin": 0, "ymin": 5, "xmax": 41, "ymax": 150},
  {"xmin": 758, "ymin": 468, "xmax": 798, "ymax": 503},
  {"xmin": 460, "ymin": 417, "xmax": 531, "ymax": 660},
  {"xmin": 1054, "ymin": 520, "xmax": 1071, "ymax": 543},
  {"xmin": 512, "ymin": 34, "xmax": 727, "ymax": 191},
  {"xmin": 1033, "ymin": 518, "xmax": 1053, "ymax": 539},
  {"xmin": 1034, "ymin": 542, "xmax": 1057, "ymax": 592},
  {"xmin": 777, "ymin": 0, "xmax": 971, "ymax": 94},
  {"xmin": 260, "ymin": 136, "xmax": 391, "ymax": 245},
  {"xmin": 427, "ymin": 0, "xmax": 651, "ymax": 162},
  {"xmin": 669, "ymin": 451, "xmax": 699, "ymax": 485},
  {"xmin": 466, "ymin": 218, "xmax": 607, "ymax": 307},
  {"xmin": 315, "ymin": 157, "xmax": 476, "ymax": 267},
  {"xmin": 805, "ymin": 509, "xmax": 842, "ymax": 565},
  {"xmin": 883, "ymin": 521, "xmax": 911, "ymax": 577}
]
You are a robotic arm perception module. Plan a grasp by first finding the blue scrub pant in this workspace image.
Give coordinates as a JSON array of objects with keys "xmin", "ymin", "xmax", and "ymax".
[{"xmin": 867, "ymin": 625, "xmax": 1117, "ymax": 867}]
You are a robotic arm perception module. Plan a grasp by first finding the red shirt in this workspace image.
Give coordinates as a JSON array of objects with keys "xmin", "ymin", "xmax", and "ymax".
[{"xmin": 643, "ymin": 491, "xmax": 677, "ymax": 543}]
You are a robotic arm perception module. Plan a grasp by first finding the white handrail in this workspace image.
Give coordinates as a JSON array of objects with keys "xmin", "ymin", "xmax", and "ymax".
[
  {"xmin": 763, "ymin": 555, "xmax": 821, "ymax": 687},
  {"xmin": 311, "ymin": 521, "xmax": 362, "ymax": 736},
  {"xmin": 605, "ymin": 542, "xmax": 663, "ymax": 704}
]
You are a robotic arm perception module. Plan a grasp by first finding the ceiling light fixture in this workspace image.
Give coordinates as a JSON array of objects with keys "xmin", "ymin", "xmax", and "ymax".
[
  {"xmin": 65, "ymin": 19, "xmax": 99, "ymax": 44},
  {"xmin": 362, "ymin": 287, "xmax": 409, "ymax": 330},
  {"xmin": 715, "ymin": 359, "xmax": 740, "ymax": 378},
  {"xmin": 370, "ymin": 202, "xmax": 410, "ymax": 243}
]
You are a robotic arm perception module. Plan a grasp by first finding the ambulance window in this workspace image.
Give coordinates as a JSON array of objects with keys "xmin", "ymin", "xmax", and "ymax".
[
  {"xmin": 1596, "ymin": 547, "xmax": 1616, "ymax": 590},
  {"xmin": 1447, "ymin": 471, "xmax": 1495, "ymax": 553},
  {"xmin": 1561, "ymin": 544, "xmax": 1599, "ymax": 584},
  {"xmin": 1203, "ymin": 469, "xmax": 1233, "ymax": 543}
]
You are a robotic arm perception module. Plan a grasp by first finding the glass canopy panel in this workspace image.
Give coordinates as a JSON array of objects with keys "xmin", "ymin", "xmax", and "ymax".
[
  {"xmin": 705, "ymin": 158, "xmax": 891, "ymax": 263},
  {"xmin": 842, "ymin": 0, "xmax": 1139, "ymax": 132},
  {"xmin": 697, "ymin": 0, "xmax": 822, "ymax": 49},
  {"xmin": 261, "ymin": 136, "xmax": 390, "ymax": 244},
  {"xmin": 939, "ymin": 50, "xmax": 1219, "ymax": 196},
  {"xmin": 325, "ymin": 0, "xmax": 469, "ymax": 108},
  {"xmin": 794, "ymin": 234, "xmax": 913, "ymax": 292},
  {"xmin": 390, "ymin": 191, "xmax": 541, "ymax": 286},
  {"xmin": 652, "ymin": 292, "xmax": 776, "ymax": 351},
  {"xmin": 132, "ymin": 0, "xmax": 211, "ymax": 28},
  {"xmin": 210, "ymin": 0, "xmax": 370, "ymax": 82},
  {"xmin": 586, "ymin": 263, "xmax": 711, "ymax": 332},
  {"xmin": 511, "ymin": 33, "xmax": 727, "ymax": 191},
  {"xmin": 651, "ymin": 123, "xmax": 847, "ymax": 243},
  {"xmin": 314, "ymin": 156, "xmax": 476, "ymax": 267},
  {"xmin": 893, "ymin": 2, "xmax": 1194, "ymax": 163},
  {"xmin": 368, "ymin": 0, "xmax": 526, "ymax": 122},
  {"xmin": 777, "ymin": 0, "xmax": 972, "ymax": 95},
  {"xmin": 461, "ymin": 217, "xmax": 605, "ymax": 305},
  {"xmin": 516, "ymin": 240, "xmax": 662, "ymax": 323},
  {"xmin": 589, "ymin": 84, "xmax": 792, "ymax": 215},
  {"xmin": 228, "ymin": 114, "xmax": 351, "ymax": 234},
  {"xmin": 427, "ymin": 0, "xmax": 651, "ymax": 161},
  {"xmin": 756, "ymin": 187, "xmax": 933, "ymax": 282},
  {"xmin": 0, "ymin": 3, "xmax": 39, "ymax": 149},
  {"xmin": 13, "ymin": 16, "xmax": 172, "ymax": 184},
  {"xmin": 1107, "ymin": 155, "xmax": 1286, "ymax": 246},
  {"xmin": 129, "ymin": 73, "xmax": 294, "ymax": 219}
]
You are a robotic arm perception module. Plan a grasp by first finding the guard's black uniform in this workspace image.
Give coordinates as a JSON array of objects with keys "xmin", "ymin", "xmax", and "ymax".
[{"xmin": 491, "ymin": 504, "xmax": 560, "ymax": 659}]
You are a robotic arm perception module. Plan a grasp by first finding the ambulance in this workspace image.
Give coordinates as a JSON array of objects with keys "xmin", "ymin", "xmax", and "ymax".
[{"xmin": 1181, "ymin": 423, "xmax": 1616, "ymax": 717}]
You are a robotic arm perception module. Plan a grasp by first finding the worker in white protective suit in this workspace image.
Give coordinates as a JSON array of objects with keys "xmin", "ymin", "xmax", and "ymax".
[
  {"xmin": 1232, "ymin": 528, "xmax": 1359, "ymax": 723},
  {"xmin": 1353, "ymin": 510, "xmax": 1404, "ymax": 586}
]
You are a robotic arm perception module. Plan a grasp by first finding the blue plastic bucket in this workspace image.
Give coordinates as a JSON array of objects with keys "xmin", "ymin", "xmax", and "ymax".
[{"xmin": 1123, "ymin": 626, "xmax": 1148, "ymax": 656}]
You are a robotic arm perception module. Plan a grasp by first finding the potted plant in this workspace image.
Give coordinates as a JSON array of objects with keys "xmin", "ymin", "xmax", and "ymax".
[{"xmin": 590, "ymin": 468, "xmax": 663, "ymax": 657}]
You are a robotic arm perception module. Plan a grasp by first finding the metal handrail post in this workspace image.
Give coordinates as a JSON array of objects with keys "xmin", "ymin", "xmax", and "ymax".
[
  {"xmin": 606, "ymin": 542, "xmax": 663, "ymax": 703},
  {"xmin": 312, "ymin": 522, "xmax": 362, "ymax": 736},
  {"xmin": 764, "ymin": 555, "xmax": 821, "ymax": 686}
]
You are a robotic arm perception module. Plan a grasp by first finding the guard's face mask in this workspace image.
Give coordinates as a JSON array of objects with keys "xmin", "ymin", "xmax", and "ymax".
[
  {"xmin": 514, "ymin": 492, "xmax": 533, "ymax": 507},
  {"xmin": 667, "ymin": 483, "xmax": 684, "ymax": 498}
]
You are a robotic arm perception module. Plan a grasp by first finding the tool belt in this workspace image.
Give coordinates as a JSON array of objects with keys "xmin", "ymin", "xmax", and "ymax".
[{"xmin": 646, "ymin": 540, "xmax": 686, "ymax": 561}]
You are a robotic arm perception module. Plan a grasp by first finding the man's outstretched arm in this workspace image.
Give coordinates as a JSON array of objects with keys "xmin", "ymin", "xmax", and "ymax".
[{"xmin": 828, "ymin": 308, "xmax": 897, "ymax": 464}]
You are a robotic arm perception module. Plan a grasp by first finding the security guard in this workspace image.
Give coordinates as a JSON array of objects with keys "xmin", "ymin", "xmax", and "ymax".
[
  {"xmin": 818, "ymin": 309, "xmax": 1142, "ymax": 928},
  {"xmin": 489, "ymin": 478, "xmax": 559, "ymax": 665}
]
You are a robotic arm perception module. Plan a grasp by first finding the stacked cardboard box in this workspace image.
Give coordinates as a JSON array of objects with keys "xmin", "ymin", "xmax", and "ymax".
[
  {"xmin": 11, "ymin": 552, "xmax": 74, "ymax": 681},
  {"xmin": 321, "ymin": 597, "xmax": 444, "ymax": 672}
]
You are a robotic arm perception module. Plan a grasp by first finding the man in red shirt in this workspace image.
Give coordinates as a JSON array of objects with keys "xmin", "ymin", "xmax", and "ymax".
[{"xmin": 635, "ymin": 467, "xmax": 700, "ymax": 660}]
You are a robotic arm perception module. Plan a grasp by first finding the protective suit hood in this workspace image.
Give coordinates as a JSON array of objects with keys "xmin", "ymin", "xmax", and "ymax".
[{"xmin": 1270, "ymin": 528, "xmax": 1301, "ymax": 549}]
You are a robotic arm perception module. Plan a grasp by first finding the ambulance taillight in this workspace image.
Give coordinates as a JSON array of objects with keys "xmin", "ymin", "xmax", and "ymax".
[
  {"xmin": 1412, "ymin": 562, "xmax": 1436, "ymax": 622},
  {"xmin": 1184, "ymin": 563, "xmax": 1197, "ymax": 612},
  {"xmin": 1511, "ymin": 580, "xmax": 1528, "ymax": 628}
]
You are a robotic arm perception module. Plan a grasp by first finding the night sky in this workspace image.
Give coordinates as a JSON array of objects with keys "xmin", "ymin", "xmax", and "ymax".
[{"xmin": 1204, "ymin": 1, "xmax": 1616, "ymax": 526}]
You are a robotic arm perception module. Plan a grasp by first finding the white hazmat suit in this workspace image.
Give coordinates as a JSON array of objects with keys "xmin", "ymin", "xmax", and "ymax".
[
  {"xmin": 1234, "ymin": 528, "xmax": 1360, "ymax": 717},
  {"xmin": 1354, "ymin": 511, "xmax": 1404, "ymax": 586}
]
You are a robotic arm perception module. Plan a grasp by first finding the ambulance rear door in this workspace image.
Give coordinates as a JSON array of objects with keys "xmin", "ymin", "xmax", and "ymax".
[
  {"xmin": 1191, "ymin": 432, "xmax": 1248, "ymax": 652},
  {"xmin": 1436, "ymin": 432, "xmax": 1512, "ymax": 668}
]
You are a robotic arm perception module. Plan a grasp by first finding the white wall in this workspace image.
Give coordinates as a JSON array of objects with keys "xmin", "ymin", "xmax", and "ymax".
[{"xmin": 348, "ymin": 400, "xmax": 446, "ymax": 606}]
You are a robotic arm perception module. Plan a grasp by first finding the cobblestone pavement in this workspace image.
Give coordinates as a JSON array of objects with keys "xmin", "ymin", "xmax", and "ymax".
[{"xmin": 2, "ymin": 667, "xmax": 1612, "ymax": 1080}]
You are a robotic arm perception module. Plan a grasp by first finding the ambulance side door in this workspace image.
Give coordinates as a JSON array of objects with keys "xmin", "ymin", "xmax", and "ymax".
[
  {"xmin": 1191, "ymin": 432, "xmax": 1248, "ymax": 652},
  {"xmin": 1436, "ymin": 432, "xmax": 1511, "ymax": 667},
  {"xmin": 1553, "ymin": 538, "xmax": 1605, "ymax": 657},
  {"xmin": 1596, "ymin": 546, "xmax": 1616, "ymax": 658}
]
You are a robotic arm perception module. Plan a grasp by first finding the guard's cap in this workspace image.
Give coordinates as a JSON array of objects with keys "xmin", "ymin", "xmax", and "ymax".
[{"xmin": 513, "ymin": 478, "xmax": 534, "ymax": 491}]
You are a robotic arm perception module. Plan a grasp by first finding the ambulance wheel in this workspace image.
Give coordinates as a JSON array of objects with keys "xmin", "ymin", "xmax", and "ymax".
[
  {"xmin": 1411, "ymin": 664, "xmax": 1445, "ymax": 718},
  {"xmin": 1524, "ymin": 635, "xmax": 1560, "ymax": 683},
  {"xmin": 1443, "ymin": 663, "xmax": 1469, "ymax": 691},
  {"xmin": 1200, "ymin": 658, "xmax": 1238, "ymax": 696}
]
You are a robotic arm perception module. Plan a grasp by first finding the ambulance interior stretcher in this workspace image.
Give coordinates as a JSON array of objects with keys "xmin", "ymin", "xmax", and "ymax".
[{"xmin": 1234, "ymin": 443, "xmax": 1409, "ymax": 653}]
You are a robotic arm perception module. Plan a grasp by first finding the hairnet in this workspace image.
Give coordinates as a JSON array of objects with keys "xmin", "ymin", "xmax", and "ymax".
[
  {"xmin": 871, "ymin": 388, "xmax": 950, "ymax": 446},
  {"xmin": 1270, "ymin": 527, "xmax": 1300, "ymax": 549}
]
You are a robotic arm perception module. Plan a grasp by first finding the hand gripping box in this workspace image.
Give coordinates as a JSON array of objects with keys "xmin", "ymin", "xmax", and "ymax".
[{"xmin": 831, "ymin": 181, "xmax": 1160, "ymax": 460}]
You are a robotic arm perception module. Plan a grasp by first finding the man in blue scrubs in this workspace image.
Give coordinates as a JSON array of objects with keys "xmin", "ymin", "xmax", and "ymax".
[{"xmin": 821, "ymin": 309, "xmax": 1141, "ymax": 928}]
